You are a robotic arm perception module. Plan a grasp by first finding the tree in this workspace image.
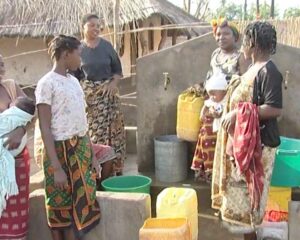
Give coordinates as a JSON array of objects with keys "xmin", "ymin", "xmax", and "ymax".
[
  {"xmin": 211, "ymin": 2, "xmax": 244, "ymax": 20},
  {"xmin": 182, "ymin": 0, "xmax": 210, "ymax": 20},
  {"xmin": 248, "ymin": 2, "xmax": 279, "ymax": 20},
  {"xmin": 270, "ymin": 0, "xmax": 275, "ymax": 19},
  {"xmin": 243, "ymin": 0, "xmax": 248, "ymax": 20},
  {"xmin": 194, "ymin": 0, "xmax": 210, "ymax": 20},
  {"xmin": 256, "ymin": 0, "xmax": 260, "ymax": 18},
  {"xmin": 183, "ymin": 0, "xmax": 191, "ymax": 14},
  {"xmin": 284, "ymin": 7, "xmax": 300, "ymax": 18}
]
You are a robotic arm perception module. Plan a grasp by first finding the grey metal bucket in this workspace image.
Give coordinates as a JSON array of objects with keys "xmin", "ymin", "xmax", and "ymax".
[{"xmin": 154, "ymin": 135, "xmax": 188, "ymax": 182}]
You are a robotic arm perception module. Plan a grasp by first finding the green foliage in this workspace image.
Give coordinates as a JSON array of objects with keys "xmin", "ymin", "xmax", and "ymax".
[
  {"xmin": 208, "ymin": 0, "xmax": 280, "ymax": 21},
  {"xmin": 284, "ymin": 7, "xmax": 300, "ymax": 18},
  {"xmin": 209, "ymin": 2, "xmax": 244, "ymax": 20},
  {"xmin": 247, "ymin": 2, "xmax": 279, "ymax": 20}
]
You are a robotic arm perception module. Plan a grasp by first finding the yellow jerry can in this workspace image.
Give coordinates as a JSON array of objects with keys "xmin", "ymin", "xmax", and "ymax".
[
  {"xmin": 177, "ymin": 91, "xmax": 204, "ymax": 142},
  {"xmin": 139, "ymin": 218, "xmax": 191, "ymax": 240},
  {"xmin": 156, "ymin": 187, "xmax": 198, "ymax": 240}
]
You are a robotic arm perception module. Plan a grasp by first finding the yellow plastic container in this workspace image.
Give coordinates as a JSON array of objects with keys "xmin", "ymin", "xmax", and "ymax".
[
  {"xmin": 265, "ymin": 187, "xmax": 291, "ymax": 222},
  {"xmin": 139, "ymin": 218, "xmax": 191, "ymax": 240},
  {"xmin": 267, "ymin": 187, "xmax": 291, "ymax": 212},
  {"xmin": 156, "ymin": 188, "xmax": 198, "ymax": 240},
  {"xmin": 177, "ymin": 91, "xmax": 204, "ymax": 142}
]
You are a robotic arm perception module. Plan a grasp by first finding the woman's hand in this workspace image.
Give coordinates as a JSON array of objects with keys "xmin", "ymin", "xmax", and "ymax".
[
  {"xmin": 92, "ymin": 157, "xmax": 101, "ymax": 178},
  {"xmin": 200, "ymin": 106, "xmax": 207, "ymax": 122},
  {"xmin": 54, "ymin": 167, "xmax": 68, "ymax": 190},
  {"xmin": 38, "ymin": 104, "xmax": 67, "ymax": 190},
  {"xmin": 3, "ymin": 127, "xmax": 25, "ymax": 150},
  {"xmin": 221, "ymin": 110, "xmax": 237, "ymax": 133},
  {"xmin": 103, "ymin": 78, "xmax": 119, "ymax": 97},
  {"xmin": 208, "ymin": 107, "xmax": 222, "ymax": 119}
]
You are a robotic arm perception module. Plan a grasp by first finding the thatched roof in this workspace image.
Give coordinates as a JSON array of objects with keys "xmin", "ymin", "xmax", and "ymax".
[{"xmin": 0, "ymin": 0, "xmax": 206, "ymax": 37}]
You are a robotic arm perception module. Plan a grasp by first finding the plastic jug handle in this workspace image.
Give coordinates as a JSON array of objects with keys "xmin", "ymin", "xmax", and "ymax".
[{"xmin": 276, "ymin": 149, "xmax": 299, "ymax": 156}]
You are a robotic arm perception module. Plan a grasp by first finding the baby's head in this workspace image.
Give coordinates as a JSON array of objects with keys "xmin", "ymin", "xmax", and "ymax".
[
  {"xmin": 207, "ymin": 89, "xmax": 227, "ymax": 103},
  {"xmin": 14, "ymin": 96, "xmax": 35, "ymax": 116},
  {"xmin": 206, "ymin": 71, "xmax": 228, "ymax": 103}
]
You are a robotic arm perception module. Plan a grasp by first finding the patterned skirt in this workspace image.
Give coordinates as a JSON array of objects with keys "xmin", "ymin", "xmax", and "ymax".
[
  {"xmin": 81, "ymin": 80, "xmax": 126, "ymax": 175},
  {"xmin": 43, "ymin": 136, "xmax": 100, "ymax": 237},
  {"xmin": 0, "ymin": 148, "xmax": 30, "ymax": 240},
  {"xmin": 191, "ymin": 116, "xmax": 217, "ymax": 180}
]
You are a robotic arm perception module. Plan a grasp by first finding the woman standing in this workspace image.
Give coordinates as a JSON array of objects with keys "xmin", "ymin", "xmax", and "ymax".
[
  {"xmin": 191, "ymin": 19, "xmax": 249, "ymax": 181},
  {"xmin": 212, "ymin": 21, "xmax": 282, "ymax": 240},
  {"xmin": 79, "ymin": 14, "xmax": 125, "ymax": 176},
  {"xmin": 36, "ymin": 35, "xmax": 100, "ymax": 240},
  {"xmin": 0, "ymin": 55, "xmax": 31, "ymax": 239}
]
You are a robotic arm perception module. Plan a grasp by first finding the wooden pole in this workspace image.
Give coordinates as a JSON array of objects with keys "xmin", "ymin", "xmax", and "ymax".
[
  {"xmin": 113, "ymin": 0, "xmax": 120, "ymax": 52},
  {"xmin": 172, "ymin": 29, "xmax": 178, "ymax": 46}
]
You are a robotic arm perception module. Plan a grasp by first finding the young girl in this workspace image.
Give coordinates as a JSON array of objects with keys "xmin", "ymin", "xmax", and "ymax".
[{"xmin": 35, "ymin": 35, "xmax": 100, "ymax": 240}]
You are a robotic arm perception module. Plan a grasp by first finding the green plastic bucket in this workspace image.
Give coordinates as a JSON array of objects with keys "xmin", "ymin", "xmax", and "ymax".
[
  {"xmin": 101, "ymin": 175, "xmax": 152, "ymax": 194},
  {"xmin": 271, "ymin": 136, "xmax": 300, "ymax": 187}
]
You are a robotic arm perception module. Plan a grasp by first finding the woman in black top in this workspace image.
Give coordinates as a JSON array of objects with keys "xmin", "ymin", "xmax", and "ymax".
[
  {"xmin": 79, "ymin": 14, "xmax": 125, "ymax": 177},
  {"xmin": 212, "ymin": 21, "xmax": 283, "ymax": 240}
]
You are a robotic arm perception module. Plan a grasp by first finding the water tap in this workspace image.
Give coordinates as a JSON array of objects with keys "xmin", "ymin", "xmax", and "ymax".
[
  {"xmin": 163, "ymin": 72, "xmax": 171, "ymax": 91},
  {"xmin": 284, "ymin": 70, "xmax": 289, "ymax": 90}
]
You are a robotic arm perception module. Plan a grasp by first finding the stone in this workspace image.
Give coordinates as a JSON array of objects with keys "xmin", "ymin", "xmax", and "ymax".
[
  {"xmin": 28, "ymin": 189, "xmax": 52, "ymax": 240},
  {"xmin": 28, "ymin": 189, "xmax": 151, "ymax": 240}
]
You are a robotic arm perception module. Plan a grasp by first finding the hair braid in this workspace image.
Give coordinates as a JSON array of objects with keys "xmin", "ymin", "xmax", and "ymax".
[
  {"xmin": 244, "ymin": 21, "xmax": 277, "ymax": 55},
  {"xmin": 48, "ymin": 35, "xmax": 81, "ymax": 61}
]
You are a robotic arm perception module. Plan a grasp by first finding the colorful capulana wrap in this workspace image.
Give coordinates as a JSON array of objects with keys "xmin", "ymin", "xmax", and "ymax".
[
  {"xmin": 43, "ymin": 136, "xmax": 100, "ymax": 237},
  {"xmin": 211, "ymin": 17, "xmax": 240, "ymax": 41}
]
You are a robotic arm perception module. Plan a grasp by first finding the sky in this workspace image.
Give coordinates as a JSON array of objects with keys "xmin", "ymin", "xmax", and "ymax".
[{"xmin": 169, "ymin": 0, "xmax": 300, "ymax": 16}]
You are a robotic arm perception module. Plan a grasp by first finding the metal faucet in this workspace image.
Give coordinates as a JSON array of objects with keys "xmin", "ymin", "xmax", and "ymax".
[
  {"xmin": 163, "ymin": 72, "xmax": 171, "ymax": 91},
  {"xmin": 284, "ymin": 70, "xmax": 289, "ymax": 90}
]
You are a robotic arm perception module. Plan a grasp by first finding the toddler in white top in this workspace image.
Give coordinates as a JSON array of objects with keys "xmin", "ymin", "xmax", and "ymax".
[{"xmin": 201, "ymin": 71, "xmax": 228, "ymax": 132}]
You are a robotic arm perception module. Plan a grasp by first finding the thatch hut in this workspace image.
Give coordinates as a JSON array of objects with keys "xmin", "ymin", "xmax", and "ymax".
[{"xmin": 0, "ymin": 0, "xmax": 211, "ymax": 85}]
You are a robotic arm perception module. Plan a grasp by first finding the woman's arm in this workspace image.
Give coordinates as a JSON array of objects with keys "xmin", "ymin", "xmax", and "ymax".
[
  {"xmin": 15, "ymin": 83, "xmax": 26, "ymax": 97},
  {"xmin": 110, "ymin": 45, "xmax": 123, "ymax": 86},
  {"xmin": 86, "ymin": 135, "xmax": 100, "ymax": 177},
  {"xmin": 258, "ymin": 105, "xmax": 282, "ymax": 120},
  {"xmin": 257, "ymin": 63, "xmax": 283, "ymax": 121},
  {"xmin": 38, "ymin": 104, "xmax": 59, "ymax": 167},
  {"xmin": 112, "ymin": 74, "xmax": 122, "ymax": 83},
  {"xmin": 200, "ymin": 105, "xmax": 208, "ymax": 121},
  {"xmin": 105, "ymin": 48, "xmax": 123, "ymax": 97},
  {"xmin": 3, "ymin": 127, "xmax": 26, "ymax": 150},
  {"xmin": 38, "ymin": 104, "xmax": 67, "ymax": 190},
  {"xmin": 222, "ymin": 109, "xmax": 238, "ymax": 133},
  {"xmin": 109, "ymin": 73, "xmax": 122, "ymax": 90}
]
